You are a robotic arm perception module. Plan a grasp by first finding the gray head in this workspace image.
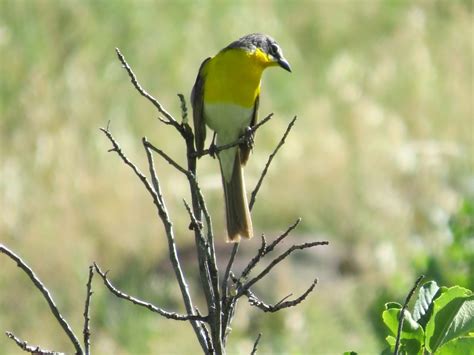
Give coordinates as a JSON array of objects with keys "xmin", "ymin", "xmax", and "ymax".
[{"xmin": 225, "ymin": 33, "xmax": 291, "ymax": 72}]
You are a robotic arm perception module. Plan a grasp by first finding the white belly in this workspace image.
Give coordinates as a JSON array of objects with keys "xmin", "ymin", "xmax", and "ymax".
[
  {"xmin": 204, "ymin": 103, "xmax": 253, "ymax": 181},
  {"xmin": 204, "ymin": 103, "xmax": 253, "ymax": 144}
]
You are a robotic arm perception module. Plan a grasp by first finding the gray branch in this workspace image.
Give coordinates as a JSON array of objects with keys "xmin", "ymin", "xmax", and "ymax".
[
  {"xmin": 115, "ymin": 48, "xmax": 178, "ymax": 127},
  {"xmin": 244, "ymin": 279, "xmax": 319, "ymax": 312},
  {"xmin": 250, "ymin": 116, "xmax": 297, "ymax": 209},
  {"xmin": 83, "ymin": 265, "xmax": 94, "ymax": 355},
  {"xmin": 5, "ymin": 331, "xmax": 61, "ymax": 355},
  {"xmin": 238, "ymin": 241, "xmax": 328, "ymax": 297},
  {"xmin": 0, "ymin": 244, "xmax": 83, "ymax": 354},
  {"xmin": 94, "ymin": 263, "xmax": 207, "ymax": 321}
]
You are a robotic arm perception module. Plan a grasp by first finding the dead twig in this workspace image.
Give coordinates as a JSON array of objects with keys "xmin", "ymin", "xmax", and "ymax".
[
  {"xmin": 5, "ymin": 331, "xmax": 61, "ymax": 355},
  {"xmin": 94, "ymin": 263, "xmax": 207, "ymax": 321},
  {"xmin": 250, "ymin": 116, "xmax": 297, "ymax": 209},
  {"xmin": 250, "ymin": 333, "xmax": 262, "ymax": 355},
  {"xmin": 115, "ymin": 48, "xmax": 178, "ymax": 127},
  {"xmin": 0, "ymin": 244, "xmax": 83, "ymax": 354},
  {"xmin": 244, "ymin": 279, "xmax": 318, "ymax": 312},
  {"xmin": 394, "ymin": 275, "xmax": 425, "ymax": 355},
  {"xmin": 238, "ymin": 240, "xmax": 329, "ymax": 297},
  {"xmin": 83, "ymin": 265, "xmax": 94, "ymax": 355},
  {"xmin": 197, "ymin": 113, "xmax": 274, "ymax": 158}
]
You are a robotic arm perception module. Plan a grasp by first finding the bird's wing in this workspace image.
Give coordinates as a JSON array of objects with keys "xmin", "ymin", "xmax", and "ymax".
[
  {"xmin": 191, "ymin": 57, "xmax": 211, "ymax": 155},
  {"xmin": 240, "ymin": 94, "xmax": 259, "ymax": 165}
]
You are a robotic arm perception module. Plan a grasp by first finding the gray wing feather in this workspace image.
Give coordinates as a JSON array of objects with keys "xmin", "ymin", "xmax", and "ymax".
[
  {"xmin": 191, "ymin": 57, "xmax": 211, "ymax": 155},
  {"xmin": 240, "ymin": 95, "xmax": 259, "ymax": 165}
]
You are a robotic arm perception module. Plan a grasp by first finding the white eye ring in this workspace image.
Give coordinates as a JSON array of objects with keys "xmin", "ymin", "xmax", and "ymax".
[{"xmin": 270, "ymin": 43, "xmax": 279, "ymax": 55}]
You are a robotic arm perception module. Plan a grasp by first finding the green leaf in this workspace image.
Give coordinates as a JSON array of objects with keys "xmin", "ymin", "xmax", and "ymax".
[
  {"xmin": 385, "ymin": 302, "xmax": 402, "ymax": 309},
  {"xmin": 437, "ymin": 336, "xmax": 474, "ymax": 355},
  {"xmin": 382, "ymin": 307, "xmax": 424, "ymax": 354},
  {"xmin": 383, "ymin": 308, "xmax": 423, "ymax": 338},
  {"xmin": 425, "ymin": 285, "xmax": 474, "ymax": 352},
  {"xmin": 413, "ymin": 281, "xmax": 441, "ymax": 328},
  {"xmin": 343, "ymin": 352, "xmax": 358, "ymax": 355}
]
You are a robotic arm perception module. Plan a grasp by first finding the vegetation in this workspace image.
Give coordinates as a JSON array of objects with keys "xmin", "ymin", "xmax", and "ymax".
[
  {"xmin": 0, "ymin": 0, "xmax": 472, "ymax": 353},
  {"xmin": 381, "ymin": 280, "xmax": 473, "ymax": 354}
]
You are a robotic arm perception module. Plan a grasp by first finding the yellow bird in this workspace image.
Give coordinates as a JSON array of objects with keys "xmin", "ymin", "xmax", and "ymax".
[{"xmin": 191, "ymin": 33, "xmax": 291, "ymax": 242}]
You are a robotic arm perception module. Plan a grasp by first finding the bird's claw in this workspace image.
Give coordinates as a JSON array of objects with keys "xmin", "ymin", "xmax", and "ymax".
[
  {"xmin": 243, "ymin": 127, "xmax": 255, "ymax": 150},
  {"xmin": 208, "ymin": 142, "xmax": 218, "ymax": 158}
]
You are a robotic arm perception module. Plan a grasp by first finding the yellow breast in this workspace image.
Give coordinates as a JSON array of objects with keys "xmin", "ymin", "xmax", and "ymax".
[{"xmin": 203, "ymin": 48, "xmax": 272, "ymax": 108}]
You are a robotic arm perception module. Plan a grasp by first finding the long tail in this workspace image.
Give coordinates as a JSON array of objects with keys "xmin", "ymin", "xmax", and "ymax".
[{"xmin": 221, "ymin": 150, "xmax": 253, "ymax": 242}]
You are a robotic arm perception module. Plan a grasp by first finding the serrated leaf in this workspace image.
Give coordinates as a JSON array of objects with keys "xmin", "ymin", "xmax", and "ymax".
[
  {"xmin": 413, "ymin": 281, "xmax": 440, "ymax": 327},
  {"xmin": 437, "ymin": 336, "xmax": 474, "ymax": 355},
  {"xmin": 425, "ymin": 285, "xmax": 474, "ymax": 352}
]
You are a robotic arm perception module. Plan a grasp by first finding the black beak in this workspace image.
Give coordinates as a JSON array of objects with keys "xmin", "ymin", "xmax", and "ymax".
[{"xmin": 278, "ymin": 57, "xmax": 292, "ymax": 72}]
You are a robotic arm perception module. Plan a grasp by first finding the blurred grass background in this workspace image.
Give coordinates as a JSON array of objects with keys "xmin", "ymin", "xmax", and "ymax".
[{"xmin": 0, "ymin": 0, "xmax": 472, "ymax": 353}]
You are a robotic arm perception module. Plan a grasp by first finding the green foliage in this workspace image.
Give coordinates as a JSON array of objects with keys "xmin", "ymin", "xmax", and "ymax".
[
  {"xmin": 420, "ymin": 199, "xmax": 474, "ymax": 290},
  {"xmin": 381, "ymin": 281, "xmax": 474, "ymax": 354}
]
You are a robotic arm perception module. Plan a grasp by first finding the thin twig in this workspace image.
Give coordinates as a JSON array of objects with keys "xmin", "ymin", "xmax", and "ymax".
[
  {"xmin": 197, "ymin": 113, "xmax": 274, "ymax": 158},
  {"xmin": 102, "ymin": 126, "xmax": 208, "ymax": 351},
  {"xmin": 221, "ymin": 244, "xmax": 239, "ymax": 300},
  {"xmin": 250, "ymin": 116, "xmax": 297, "ymax": 209},
  {"xmin": 250, "ymin": 333, "xmax": 262, "ymax": 355},
  {"xmin": 83, "ymin": 265, "xmax": 94, "ymax": 355},
  {"xmin": 245, "ymin": 279, "xmax": 318, "ymax": 312},
  {"xmin": 93, "ymin": 263, "xmax": 206, "ymax": 321},
  {"xmin": 238, "ymin": 241, "xmax": 329, "ymax": 297},
  {"xmin": 253, "ymin": 113, "xmax": 274, "ymax": 132},
  {"xmin": 0, "ymin": 245, "xmax": 83, "ymax": 354},
  {"xmin": 143, "ymin": 138, "xmax": 188, "ymax": 176},
  {"xmin": 5, "ymin": 331, "xmax": 61, "ymax": 355},
  {"xmin": 115, "ymin": 48, "xmax": 178, "ymax": 127},
  {"xmin": 100, "ymin": 127, "xmax": 162, "ymax": 207},
  {"xmin": 177, "ymin": 93, "xmax": 188, "ymax": 124},
  {"xmin": 241, "ymin": 219, "xmax": 301, "ymax": 280},
  {"xmin": 394, "ymin": 275, "xmax": 425, "ymax": 355}
]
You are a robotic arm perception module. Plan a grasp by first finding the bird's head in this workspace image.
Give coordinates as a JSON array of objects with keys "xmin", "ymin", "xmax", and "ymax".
[{"xmin": 225, "ymin": 33, "xmax": 292, "ymax": 72}]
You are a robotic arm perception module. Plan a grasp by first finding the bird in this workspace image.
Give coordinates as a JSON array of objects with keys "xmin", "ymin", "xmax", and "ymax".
[{"xmin": 191, "ymin": 33, "xmax": 291, "ymax": 242}]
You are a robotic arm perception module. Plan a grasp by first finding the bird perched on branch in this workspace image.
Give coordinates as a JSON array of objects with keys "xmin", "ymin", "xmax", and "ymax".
[{"xmin": 191, "ymin": 33, "xmax": 291, "ymax": 242}]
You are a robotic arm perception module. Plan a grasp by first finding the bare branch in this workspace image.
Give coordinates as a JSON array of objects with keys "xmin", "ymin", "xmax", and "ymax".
[
  {"xmin": 143, "ymin": 138, "xmax": 188, "ymax": 176},
  {"xmin": 99, "ymin": 123, "xmax": 208, "ymax": 349},
  {"xmin": 241, "ymin": 219, "xmax": 301, "ymax": 280},
  {"xmin": 238, "ymin": 240, "xmax": 329, "ymax": 297},
  {"xmin": 197, "ymin": 113, "xmax": 274, "ymax": 158},
  {"xmin": 221, "ymin": 243, "xmax": 240, "ymax": 301},
  {"xmin": 93, "ymin": 263, "xmax": 206, "ymax": 322},
  {"xmin": 183, "ymin": 199, "xmax": 204, "ymax": 235},
  {"xmin": 100, "ymin": 126, "xmax": 162, "ymax": 207},
  {"xmin": 177, "ymin": 93, "xmax": 188, "ymax": 124},
  {"xmin": 394, "ymin": 275, "xmax": 425, "ymax": 355},
  {"xmin": 253, "ymin": 113, "xmax": 274, "ymax": 131},
  {"xmin": 0, "ymin": 245, "xmax": 83, "ymax": 354},
  {"xmin": 83, "ymin": 265, "xmax": 94, "ymax": 355},
  {"xmin": 245, "ymin": 279, "xmax": 318, "ymax": 312},
  {"xmin": 5, "ymin": 331, "xmax": 61, "ymax": 355},
  {"xmin": 250, "ymin": 333, "xmax": 262, "ymax": 355},
  {"xmin": 115, "ymin": 48, "xmax": 178, "ymax": 127},
  {"xmin": 250, "ymin": 116, "xmax": 297, "ymax": 209}
]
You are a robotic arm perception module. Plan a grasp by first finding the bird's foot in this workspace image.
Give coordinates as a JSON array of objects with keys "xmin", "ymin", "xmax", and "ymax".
[
  {"xmin": 242, "ymin": 127, "xmax": 255, "ymax": 150},
  {"xmin": 208, "ymin": 142, "xmax": 218, "ymax": 158}
]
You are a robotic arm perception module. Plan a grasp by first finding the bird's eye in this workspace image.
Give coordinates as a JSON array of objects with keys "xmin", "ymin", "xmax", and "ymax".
[{"xmin": 270, "ymin": 43, "xmax": 279, "ymax": 55}]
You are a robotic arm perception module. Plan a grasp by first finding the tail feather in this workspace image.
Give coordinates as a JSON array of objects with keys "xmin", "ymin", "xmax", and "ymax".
[{"xmin": 222, "ymin": 150, "xmax": 253, "ymax": 242}]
